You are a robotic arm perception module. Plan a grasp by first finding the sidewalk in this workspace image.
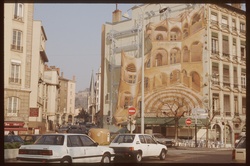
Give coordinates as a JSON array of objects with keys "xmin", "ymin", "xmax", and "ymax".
[{"xmin": 173, "ymin": 146, "xmax": 232, "ymax": 151}]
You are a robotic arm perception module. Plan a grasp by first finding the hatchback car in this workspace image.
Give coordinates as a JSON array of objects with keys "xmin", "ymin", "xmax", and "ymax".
[
  {"xmin": 232, "ymin": 136, "xmax": 246, "ymax": 163},
  {"xmin": 16, "ymin": 133, "xmax": 114, "ymax": 163},
  {"xmin": 109, "ymin": 134, "xmax": 167, "ymax": 162}
]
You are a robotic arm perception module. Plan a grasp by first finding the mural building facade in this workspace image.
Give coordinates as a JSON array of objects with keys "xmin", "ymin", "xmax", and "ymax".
[{"xmin": 101, "ymin": 4, "xmax": 246, "ymax": 147}]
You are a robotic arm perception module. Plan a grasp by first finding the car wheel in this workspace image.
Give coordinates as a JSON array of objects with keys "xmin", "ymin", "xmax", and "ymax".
[
  {"xmin": 159, "ymin": 149, "xmax": 166, "ymax": 160},
  {"xmin": 101, "ymin": 153, "xmax": 111, "ymax": 163},
  {"xmin": 134, "ymin": 152, "xmax": 142, "ymax": 162},
  {"xmin": 60, "ymin": 157, "xmax": 71, "ymax": 163}
]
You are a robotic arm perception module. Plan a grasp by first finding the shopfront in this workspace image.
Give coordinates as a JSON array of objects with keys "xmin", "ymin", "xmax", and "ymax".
[{"xmin": 4, "ymin": 121, "xmax": 27, "ymax": 135}]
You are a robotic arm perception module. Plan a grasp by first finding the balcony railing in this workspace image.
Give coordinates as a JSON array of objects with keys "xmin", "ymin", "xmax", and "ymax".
[
  {"xmin": 211, "ymin": 20, "xmax": 219, "ymax": 26},
  {"xmin": 211, "ymin": 50, "xmax": 219, "ymax": 55},
  {"xmin": 221, "ymin": 23, "xmax": 229, "ymax": 29},
  {"xmin": 222, "ymin": 53, "xmax": 230, "ymax": 58},
  {"xmin": 225, "ymin": 112, "xmax": 231, "ymax": 116},
  {"xmin": 11, "ymin": 44, "xmax": 23, "ymax": 52},
  {"xmin": 9, "ymin": 77, "xmax": 21, "ymax": 84},
  {"xmin": 213, "ymin": 111, "xmax": 220, "ymax": 116}
]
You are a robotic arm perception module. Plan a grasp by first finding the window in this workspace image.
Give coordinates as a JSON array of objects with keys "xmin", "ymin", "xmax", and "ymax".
[
  {"xmin": 232, "ymin": 19, "xmax": 236, "ymax": 31},
  {"xmin": 11, "ymin": 30, "xmax": 23, "ymax": 51},
  {"xmin": 242, "ymin": 97, "xmax": 246, "ymax": 115},
  {"xmin": 80, "ymin": 135, "xmax": 95, "ymax": 146},
  {"xmin": 240, "ymin": 22, "xmax": 246, "ymax": 33},
  {"xmin": 241, "ymin": 69, "xmax": 246, "ymax": 89},
  {"xmin": 7, "ymin": 97, "xmax": 19, "ymax": 116},
  {"xmin": 14, "ymin": 3, "xmax": 24, "ymax": 20},
  {"xmin": 10, "ymin": 62, "xmax": 21, "ymax": 84},
  {"xmin": 234, "ymin": 96, "xmax": 238, "ymax": 115},
  {"xmin": 155, "ymin": 54, "xmax": 162, "ymax": 66},
  {"xmin": 139, "ymin": 135, "xmax": 146, "ymax": 144},
  {"xmin": 144, "ymin": 135, "xmax": 156, "ymax": 144},
  {"xmin": 124, "ymin": 95, "xmax": 133, "ymax": 109},
  {"xmin": 212, "ymin": 94, "xmax": 219, "ymax": 115},
  {"xmin": 224, "ymin": 95, "xmax": 231, "ymax": 116},
  {"xmin": 221, "ymin": 16, "xmax": 228, "ymax": 29},
  {"xmin": 222, "ymin": 35, "xmax": 229, "ymax": 58},
  {"xmin": 68, "ymin": 135, "xmax": 83, "ymax": 147},
  {"xmin": 232, "ymin": 38, "xmax": 237, "ymax": 57},
  {"xmin": 211, "ymin": 32, "xmax": 219, "ymax": 54},
  {"xmin": 211, "ymin": 12, "xmax": 218, "ymax": 23},
  {"xmin": 240, "ymin": 41, "xmax": 246, "ymax": 61}
]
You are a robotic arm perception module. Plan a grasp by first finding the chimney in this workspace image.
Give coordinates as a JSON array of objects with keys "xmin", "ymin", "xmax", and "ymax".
[
  {"xmin": 61, "ymin": 72, "xmax": 64, "ymax": 77},
  {"xmin": 231, "ymin": 3, "xmax": 242, "ymax": 9},
  {"xmin": 73, "ymin": 75, "xmax": 76, "ymax": 81}
]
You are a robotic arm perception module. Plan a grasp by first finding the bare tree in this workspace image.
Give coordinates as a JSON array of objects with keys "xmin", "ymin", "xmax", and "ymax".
[{"xmin": 158, "ymin": 97, "xmax": 192, "ymax": 145}]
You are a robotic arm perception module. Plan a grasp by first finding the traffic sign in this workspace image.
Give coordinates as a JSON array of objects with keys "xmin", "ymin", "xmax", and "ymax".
[
  {"xmin": 128, "ymin": 107, "xmax": 136, "ymax": 115},
  {"xmin": 185, "ymin": 118, "xmax": 192, "ymax": 126}
]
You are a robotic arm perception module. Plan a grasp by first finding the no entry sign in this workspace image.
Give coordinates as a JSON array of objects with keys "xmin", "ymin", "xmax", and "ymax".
[
  {"xmin": 128, "ymin": 107, "xmax": 136, "ymax": 115},
  {"xmin": 185, "ymin": 118, "xmax": 192, "ymax": 126}
]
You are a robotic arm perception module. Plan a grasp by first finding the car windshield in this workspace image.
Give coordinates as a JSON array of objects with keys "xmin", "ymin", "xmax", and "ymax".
[
  {"xmin": 34, "ymin": 135, "xmax": 64, "ymax": 145},
  {"xmin": 236, "ymin": 136, "xmax": 246, "ymax": 148},
  {"xmin": 112, "ymin": 135, "xmax": 135, "ymax": 143}
]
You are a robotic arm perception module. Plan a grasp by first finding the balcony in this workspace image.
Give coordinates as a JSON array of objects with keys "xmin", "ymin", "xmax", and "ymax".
[
  {"xmin": 9, "ymin": 77, "xmax": 21, "ymax": 84},
  {"xmin": 221, "ymin": 23, "xmax": 229, "ymax": 30},
  {"xmin": 222, "ymin": 53, "xmax": 230, "ymax": 59},
  {"xmin": 213, "ymin": 111, "xmax": 220, "ymax": 116},
  {"xmin": 210, "ymin": 20, "xmax": 219, "ymax": 26},
  {"xmin": 11, "ymin": 44, "xmax": 23, "ymax": 52},
  {"xmin": 225, "ymin": 112, "xmax": 231, "ymax": 117}
]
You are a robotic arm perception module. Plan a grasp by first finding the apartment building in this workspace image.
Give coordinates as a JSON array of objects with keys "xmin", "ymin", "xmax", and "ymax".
[
  {"xmin": 4, "ymin": 3, "xmax": 34, "ymax": 135},
  {"xmin": 57, "ymin": 73, "xmax": 76, "ymax": 126},
  {"xmin": 28, "ymin": 20, "xmax": 49, "ymax": 134},
  {"xmin": 101, "ymin": 3, "xmax": 246, "ymax": 147}
]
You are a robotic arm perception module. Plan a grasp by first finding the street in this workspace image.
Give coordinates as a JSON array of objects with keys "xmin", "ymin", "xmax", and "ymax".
[
  {"xmin": 5, "ymin": 147, "xmax": 233, "ymax": 164},
  {"xmin": 141, "ymin": 147, "xmax": 233, "ymax": 163}
]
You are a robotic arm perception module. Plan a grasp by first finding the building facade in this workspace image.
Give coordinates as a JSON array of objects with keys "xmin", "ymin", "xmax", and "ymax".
[
  {"xmin": 28, "ymin": 20, "xmax": 49, "ymax": 134},
  {"xmin": 4, "ymin": 3, "xmax": 34, "ymax": 134},
  {"xmin": 57, "ymin": 73, "xmax": 76, "ymax": 126},
  {"xmin": 101, "ymin": 3, "xmax": 246, "ymax": 147}
]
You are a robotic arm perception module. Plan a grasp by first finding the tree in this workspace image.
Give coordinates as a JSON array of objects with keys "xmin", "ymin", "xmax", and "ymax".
[
  {"xmin": 158, "ymin": 97, "xmax": 191, "ymax": 145},
  {"xmin": 75, "ymin": 108, "xmax": 90, "ymax": 123}
]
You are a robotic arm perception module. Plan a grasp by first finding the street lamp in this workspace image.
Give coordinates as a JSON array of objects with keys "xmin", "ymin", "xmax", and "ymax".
[{"xmin": 135, "ymin": 4, "xmax": 169, "ymax": 134}]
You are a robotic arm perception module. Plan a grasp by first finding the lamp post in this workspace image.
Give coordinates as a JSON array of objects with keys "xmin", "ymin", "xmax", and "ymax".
[{"xmin": 135, "ymin": 4, "xmax": 169, "ymax": 134}]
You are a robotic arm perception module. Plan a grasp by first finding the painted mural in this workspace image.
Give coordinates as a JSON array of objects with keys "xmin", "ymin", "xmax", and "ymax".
[{"xmin": 113, "ymin": 6, "xmax": 207, "ymax": 125}]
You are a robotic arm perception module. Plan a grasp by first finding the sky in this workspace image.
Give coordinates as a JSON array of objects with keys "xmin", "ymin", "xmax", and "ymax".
[
  {"xmin": 33, "ymin": 3, "xmax": 246, "ymax": 92},
  {"xmin": 34, "ymin": 3, "xmax": 136, "ymax": 92}
]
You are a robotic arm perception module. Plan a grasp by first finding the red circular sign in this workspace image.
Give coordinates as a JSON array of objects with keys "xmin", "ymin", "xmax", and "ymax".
[
  {"xmin": 128, "ymin": 107, "xmax": 136, "ymax": 115},
  {"xmin": 185, "ymin": 118, "xmax": 192, "ymax": 125}
]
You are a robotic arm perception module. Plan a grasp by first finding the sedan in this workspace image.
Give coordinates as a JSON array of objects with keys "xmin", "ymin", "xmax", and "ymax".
[
  {"xmin": 16, "ymin": 133, "xmax": 114, "ymax": 163},
  {"xmin": 109, "ymin": 133, "xmax": 167, "ymax": 162}
]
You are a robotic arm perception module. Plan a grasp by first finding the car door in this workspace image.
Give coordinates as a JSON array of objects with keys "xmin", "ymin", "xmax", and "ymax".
[
  {"xmin": 144, "ymin": 135, "xmax": 161, "ymax": 157},
  {"xmin": 137, "ymin": 135, "xmax": 150, "ymax": 157},
  {"xmin": 67, "ymin": 135, "xmax": 86, "ymax": 163},
  {"xmin": 79, "ymin": 135, "xmax": 101, "ymax": 162}
]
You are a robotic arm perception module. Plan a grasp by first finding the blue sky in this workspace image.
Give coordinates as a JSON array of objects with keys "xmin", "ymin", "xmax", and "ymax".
[
  {"xmin": 34, "ymin": 3, "xmax": 246, "ymax": 92},
  {"xmin": 34, "ymin": 3, "xmax": 136, "ymax": 92}
]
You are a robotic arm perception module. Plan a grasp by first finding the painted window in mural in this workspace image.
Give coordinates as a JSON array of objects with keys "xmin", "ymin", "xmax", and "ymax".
[
  {"xmin": 154, "ymin": 26, "xmax": 168, "ymax": 41},
  {"xmin": 182, "ymin": 70, "xmax": 189, "ymax": 87},
  {"xmin": 182, "ymin": 23, "xmax": 189, "ymax": 39},
  {"xmin": 182, "ymin": 46, "xmax": 189, "ymax": 62},
  {"xmin": 156, "ymin": 34, "xmax": 163, "ymax": 40},
  {"xmin": 123, "ymin": 92, "xmax": 133, "ymax": 109},
  {"xmin": 190, "ymin": 41, "xmax": 202, "ymax": 62},
  {"xmin": 191, "ymin": 71, "xmax": 200, "ymax": 91},
  {"xmin": 126, "ymin": 64, "xmax": 136, "ymax": 84},
  {"xmin": 170, "ymin": 27, "xmax": 181, "ymax": 41},
  {"xmin": 190, "ymin": 12, "xmax": 202, "ymax": 34},
  {"xmin": 170, "ymin": 70, "xmax": 180, "ymax": 84},
  {"xmin": 170, "ymin": 48, "xmax": 181, "ymax": 64},
  {"xmin": 155, "ymin": 53, "xmax": 162, "ymax": 66}
]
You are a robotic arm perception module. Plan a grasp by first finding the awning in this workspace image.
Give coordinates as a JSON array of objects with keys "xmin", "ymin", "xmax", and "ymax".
[
  {"xmin": 135, "ymin": 117, "xmax": 208, "ymax": 127},
  {"xmin": 5, "ymin": 127, "xmax": 27, "ymax": 131}
]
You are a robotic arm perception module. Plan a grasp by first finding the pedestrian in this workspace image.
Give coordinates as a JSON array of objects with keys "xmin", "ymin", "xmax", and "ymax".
[{"xmin": 8, "ymin": 131, "xmax": 15, "ymax": 135}]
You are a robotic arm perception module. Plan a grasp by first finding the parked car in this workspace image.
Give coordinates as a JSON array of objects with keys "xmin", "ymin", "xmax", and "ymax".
[
  {"xmin": 19, "ymin": 134, "xmax": 41, "ymax": 144},
  {"xmin": 4, "ymin": 135, "xmax": 24, "ymax": 144},
  {"xmin": 232, "ymin": 135, "xmax": 246, "ymax": 163},
  {"xmin": 4, "ymin": 135, "xmax": 24, "ymax": 148},
  {"xmin": 16, "ymin": 133, "xmax": 114, "ymax": 163},
  {"xmin": 151, "ymin": 133, "xmax": 174, "ymax": 147},
  {"xmin": 109, "ymin": 133, "xmax": 167, "ymax": 162}
]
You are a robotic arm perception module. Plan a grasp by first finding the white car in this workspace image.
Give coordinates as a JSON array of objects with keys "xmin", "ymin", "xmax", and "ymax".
[
  {"xmin": 232, "ymin": 135, "xmax": 246, "ymax": 163},
  {"xmin": 16, "ymin": 133, "xmax": 114, "ymax": 163},
  {"xmin": 109, "ymin": 133, "xmax": 167, "ymax": 162}
]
